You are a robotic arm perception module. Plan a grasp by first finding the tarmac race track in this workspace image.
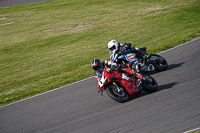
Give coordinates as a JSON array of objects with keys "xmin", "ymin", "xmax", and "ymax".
[{"xmin": 1, "ymin": 38, "xmax": 200, "ymax": 133}]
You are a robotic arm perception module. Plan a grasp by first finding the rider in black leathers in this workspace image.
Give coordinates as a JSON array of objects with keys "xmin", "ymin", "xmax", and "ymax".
[
  {"xmin": 108, "ymin": 40, "xmax": 150, "ymax": 71},
  {"xmin": 107, "ymin": 40, "xmax": 149, "ymax": 59}
]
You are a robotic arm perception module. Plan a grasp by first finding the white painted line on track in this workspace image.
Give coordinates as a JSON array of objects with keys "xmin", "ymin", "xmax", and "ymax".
[
  {"xmin": 183, "ymin": 127, "xmax": 200, "ymax": 133},
  {"xmin": 0, "ymin": 76, "xmax": 94, "ymax": 108},
  {"xmin": 1, "ymin": 37, "xmax": 200, "ymax": 109},
  {"xmin": 159, "ymin": 37, "xmax": 200, "ymax": 54}
]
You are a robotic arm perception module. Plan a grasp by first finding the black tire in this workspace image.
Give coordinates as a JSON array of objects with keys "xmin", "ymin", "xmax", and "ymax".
[
  {"xmin": 106, "ymin": 84, "xmax": 129, "ymax": 103},
  {"xmin": 142, "ymin": 76, "xmax": 158, "ymax": 93},
  {"xmin": 151, "ymin": 55, "xmax": 168, "ymax": 72}
]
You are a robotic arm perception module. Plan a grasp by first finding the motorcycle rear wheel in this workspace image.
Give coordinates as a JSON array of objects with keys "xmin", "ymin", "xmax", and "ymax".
[
  {"xmin": 142, "ymin": 76, "xmax": 158, "ymax": 93},
  {"xmin": 106, "ymin": 85, "xmax": 129, "ymax": 103},
  {"xmin": 152, "ymin": 55, "xmax": 168, "ymax": 72}
]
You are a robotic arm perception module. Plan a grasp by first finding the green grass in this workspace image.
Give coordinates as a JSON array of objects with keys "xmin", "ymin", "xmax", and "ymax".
[
  {"xmin": 0, "ymin": 0, "xmax": 200, "ymax": 106},
  {"xmin": 190, "ymin": 130, "xmax": 200, "ymax": 133}
]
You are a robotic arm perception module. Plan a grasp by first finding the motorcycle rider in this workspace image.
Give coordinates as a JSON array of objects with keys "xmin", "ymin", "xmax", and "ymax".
[
  {"xmin": 108, "ymin": 39, "xmax": 150, "ymax": 71},
  {"xmin": 91, "ymin": 58, "xmax": 143, "ymax": 90},
  {"xmin": 108, "ymin": 39, "xmax": 149, "ymax": 58}
]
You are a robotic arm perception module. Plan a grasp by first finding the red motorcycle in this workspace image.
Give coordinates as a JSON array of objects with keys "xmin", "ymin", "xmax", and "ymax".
[{"xmin": 95, "ymin": 64, "xmax": 158, "ymax": 103}]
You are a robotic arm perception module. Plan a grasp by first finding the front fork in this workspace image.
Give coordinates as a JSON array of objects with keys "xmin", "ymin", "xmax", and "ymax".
[
  {"xmin": 113, "ymin": 82, "xmax": 123, "ymax": 93},
  {"xmin": 98, "ymin": 82, "xmax": 122, "ymax": 96}
]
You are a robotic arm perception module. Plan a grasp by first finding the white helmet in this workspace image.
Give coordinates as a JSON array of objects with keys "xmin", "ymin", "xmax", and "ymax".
[{"xmin": 108, "ymin": 40, "xmax": 119, "ymax": 52}]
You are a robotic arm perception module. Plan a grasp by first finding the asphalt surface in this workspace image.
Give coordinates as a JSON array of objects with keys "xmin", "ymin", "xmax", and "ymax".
[
  {"xmin": 0, "ymin": 0, "xmax": 48, "ymax": 7},
  {"xmin": 1, "ymin": 38, "xmax": 200, "ymax": 133}
]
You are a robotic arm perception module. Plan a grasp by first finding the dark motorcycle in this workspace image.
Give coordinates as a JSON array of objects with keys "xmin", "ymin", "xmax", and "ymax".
[{"xmin": 110, "ymin": 47, "xmax": 168, "ymax": 73}]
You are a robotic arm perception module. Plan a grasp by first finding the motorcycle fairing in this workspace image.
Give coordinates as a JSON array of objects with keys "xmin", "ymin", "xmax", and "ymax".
[
  {"xmin": 122, "ymin": 73, "xmax": 130, "ymax": 81},
  {"xmin": 110, "ymin": 72, "xmax": 140, "ymax": 96},
  {"xmin": 120, "ymin": 77, "xmax": 140, "ymax": 96},
  {"xmin": 118, "ymin": 53, "xmax": 139, "ymax": 64},
  {"xmin": 103, "ymin": 70, "xmax": 140, "ymax": 96},
  {"xmin": 148, "ymin": 55, "xmax": 164, "ymax": 63}
]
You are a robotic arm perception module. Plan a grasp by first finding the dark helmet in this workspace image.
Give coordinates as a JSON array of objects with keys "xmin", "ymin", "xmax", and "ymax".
[{"xmin": 91, "ymin": 58, "xmax": 102, "ymax": 71}]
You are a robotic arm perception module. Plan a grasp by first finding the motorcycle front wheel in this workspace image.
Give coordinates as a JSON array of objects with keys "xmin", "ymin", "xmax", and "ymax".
[{"xmin": 106, "ymin": 84, "xmax": 129, "ymax": 103}]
